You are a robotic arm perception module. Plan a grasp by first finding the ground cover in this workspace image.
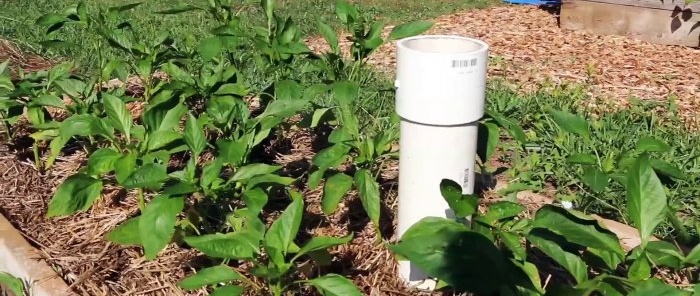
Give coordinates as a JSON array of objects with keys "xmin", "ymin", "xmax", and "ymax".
[{"xmin": 0, "ymin": 1, "xmax": 699, "ymax": 296}]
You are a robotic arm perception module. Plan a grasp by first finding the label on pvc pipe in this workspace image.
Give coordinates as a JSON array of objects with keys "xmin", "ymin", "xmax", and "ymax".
[{"xmin": 395, "ymin": 35, "xmax": 488, "ymax": 126}]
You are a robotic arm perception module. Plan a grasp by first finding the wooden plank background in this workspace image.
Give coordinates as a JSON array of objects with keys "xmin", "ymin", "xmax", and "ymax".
[{"xmin": 561, "ymin": 0, "xmax": 700, "ymax": 47}]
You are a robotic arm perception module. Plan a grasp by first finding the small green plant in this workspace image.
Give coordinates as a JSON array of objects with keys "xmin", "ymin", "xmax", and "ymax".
[
  {"xmin": 0, "ymin": 272, "xmax": 29, "ymax": 296},
  {"xmin": 390, "ymin": 110, "xmax": 700, "ymax": 295},
  {"xmin": 178, "ymin": 189, "xmax": 361, "ymax": 296}
]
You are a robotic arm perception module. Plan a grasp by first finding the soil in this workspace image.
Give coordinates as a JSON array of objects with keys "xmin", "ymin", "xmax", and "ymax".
[{"xmin": 1, "ymin": 3, "xmax": 699, "ymax": 296}]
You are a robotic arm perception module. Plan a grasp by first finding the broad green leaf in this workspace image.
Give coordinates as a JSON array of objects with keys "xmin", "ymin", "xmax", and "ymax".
[
  {"xmin": 102, "ymin": 93, "xmax": 132, "ymax": 140},
  {"xmin": 139, "ymin": 195, "xmax": 184, "ymax": 261},
  {"xmin": 179, "ymin": 266, "xmax": 243, "ymax": 290},
  {"xmin": 388, "ymin": 20, "xmax": 434, "ymax": 41},
  {"xmin": 478, "ymin": 201, "xmax": 525, "ymax": 225},
  {"xmin": 586, "ymin": 248, "xmax": 623, "ymax": 271},
  {"xmin": 547, "ymin": 109, "xmax": 590, "ymax": 140},
  {"xmin": 685, "ymin": 243, "xmax": 700, "ymax": 265},
  {"xmin": 0, "ymin": 272, "xmax": 26, "ymax": 296},
  {"xmin": 242, "ymin": 187, "xmax": 268, "ymax": 214},
  {"xmin": 321, "ymin": 173, "xmax": 354, "ymax": 215},
  {"xmin": 106, "ymin": 216, "xmax": 141, "ymax": 246},
  {"xmin": 31, "ymin": 94, "xmax": 65, "ymax": 108},
  {"xmin": 184, "ymin": 232, "xmax": 259, "ymax": 260},
  {"xmin": 581, "ymin": 166, "xmax": 609, "ymax": 193},
  {"xmin": 354, "ymin": 169, "xmax": 381, "ymax": 231},
  {"xmin": 293, "ymin": 234, "xmax": 353, "ymax": 261},
  {"xmin": 216, "ymin": 138, "xmax": 247, "ymax": 166},
  {"xmin": 317, "ymin": 21, "xmax": 339, "ymax": 53},
  {"xmin": 629, "ymin": 241, "xmax": 684, "ymax": 269},
  {"xmin": 636, "ymin": 136, "xmax": 671, "ymax": 153},
  {"xmin": 528, "ymin": 231, "xmax": 588, "ymax": 284},
  {"xmin": 210, "ymin": 285, "xmax": 245, "ymax": 296},
  {"xmin": 332, "ymin": 81, "xmax": 358, "ymax": 106},
  {"xmin": 59, "ymin": 114, "xmax": 106, "ymax": 139},
  {"xmin": 531, "ymin": 205, "xmax": 624, "ymax": 255},
  {"xmin": 566, "ymin": 153, "xmax": 598, "ymax": 165},
  {"xmin": 246, "ymin": 174, "xmax": 295, "ymax": 189},
  {"xmin": 215, "ymin": 83, "xmax": 248, "ymax": 96},
  {"xmin": 334, "ymin": 0, "xmax": 358, "ymax": 23},
  {"xmin": 200, "ymin": 158, "xmax": 223, "ymax": 190},
  {"xmin": 306, "ymin": 274, "xmax": 363, "ymax": 296},
  {"xmin": 87, "ymin": 148, "xmax": 121, "ymax": 176},
  {"xmin": 156, "ymin": 5, "xmax": 204, "ymax": 14},
  {"xmin": 510, "ymin": 260, "xmax": 544, "ymax": 294},
  {"xmin": 650, "ymin": 158, "xmax": 685, "ymax": 180},
  {"xmin": 36, "ymin": 13, "xmax": 65, "ymax": 26},
  {"xmin": 264, "ymin": 192, "xmax": 304, "ymax": 256},
  {"xmin": 115, "ymin": 152, "xmax": 136, "ymax": 184},
  {"xmin": 198, "ymin": 36, "xmax": 222, "ymax": 62},
  {"xmin": 122, "ymin": 163, "xmax": 169, "ymax": 190},
  {"xmin": 275, "ymin": 80, "xmax": 303, "ymax": 101},
  {"xmin": 440, "ymin": 179, "xmax": 478, "ymax": 218},
  {"xmin": 47, "ymin": 173, "xmax": 103, "ymax": 217},
  {"xmin": 231, "ymin": 163, "xmax": 281, "ymax": 181},
  {"xmin": 485, "ymin": 110, "xmax": 527, "ymax": 144},
  {"xmin": 207, "ymin": 95, "xmax": 238, "ymax": 125},
  {"xmin": 500, "ymin": 231, "xmax": 526, "ymax": 260},
  {"xmin": 142, "ymin": 97, "xmax": 187, "ymax": 132},
  {"xmin": 147, "ymin": 130, "xmax": 181, "ymax": 151},
  {"xmin": 627, "ymin": 156, "xmax": 667, "ymax": 247},
  {"xmin": 628, "ymin": 278, "xmax": 688, "ymax": 296},
  {"xmin": 308, "ymin": 169, "xmax": 326, "ymax": 189},
  {"xmin": 312, "ymin": 144, "xmax": 351, "ymax": 169},
  {"xmin": 184, "ymin": 113, "xmax": 206, "ymax": 157},
  {"xmin": 258, "ymin": 99, "xmax": 308, "ymax": 119},
  {"xmin": 627, "ymin": 253, "xmax": 651, "ymax": 281},
  {"xmin": 477, "ymin": 122, "xmax": 499, "ymax": 162},
  {"xmin": 389, "ymin": 217, "xmax": 513, "ymax": 294}
]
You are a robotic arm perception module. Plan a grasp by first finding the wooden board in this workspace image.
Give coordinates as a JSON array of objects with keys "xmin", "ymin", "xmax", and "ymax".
[{"xmin": 560, "ymin": 0, "xmax": 700, "ymax": 47}]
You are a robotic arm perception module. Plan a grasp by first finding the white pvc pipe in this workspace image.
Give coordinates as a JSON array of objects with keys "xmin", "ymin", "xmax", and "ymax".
[{"xmin": 395, "ymin": 35, "xmax": 489, "ymax": 290}]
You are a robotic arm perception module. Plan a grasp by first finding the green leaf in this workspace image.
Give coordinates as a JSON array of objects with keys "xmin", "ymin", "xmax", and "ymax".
[
  {"xmin": 0, "ymin": 272, "xmax": 26, "ymax": 296},
  {"xmin": 477, "ymin": 122, "xmax": 499, "ymax": 162},
  {"xmin": 242, "ymin": 187, "xmax": 268, "ymax": 214},
  {"xmin": 31, "ymin": 94, "xmax": 65, "ymax": 108},
  {"xmin": 106, "ymin": 216, "xmax": 141, "ymax": 246},
  {"xmin": 581, "ymin": 166, "xmax": 609, "ymax": 193},
  {"xmin": 232, "ymin": 163, "xmax": 281, "ymax": 181},
  {"xmin": 198, "ymin": 36, "xmax": 222, "ymax": 62},
  {"xmin": 685, "ymin": 243, "xmax": 700, "ymax": 265},
  {"xmin": 36, "ymin": 13, "xmax": 65, "ymax": 26},
  {"xmin": 179, "ymin": 266, "xmax": 243, "ymax": 291},
  {"xmin": 139, "ymin": 195, "xmax": 184, "ymax": 260},
  {"xmin": 293, "ymin": 234, "xmax": 353, "ymax": 261},
  {"xmin": 388, "ymin": 20, "xmax": 434, "ymax": 41},
  {"xmin": 440, "ymin": 179, "xmax": 478, "ymax": 218},
  {"xmin": 102, "ymin": 93, "xmax": 132, "ymax": 140},
  {"xmin": 389, "ymin": 217, "xmax": 513, "ymax": 294},
  {"xmin": 47, "ymin": 173, "xmax": 103, "ymax": 217},
  {"xmin": 115, "ymin": 152, "xmax": 136, "ymax": 184},
  {"xmin": 628, "ymin": 253, "xmax": 651, "ymax": 281},
  {"xmin": 264, "ymin": 192, "xmax": 304, "ymax": 256},
  {"xmin": 122, "ymin": 163, "xmax": 169, "ymax": 190},
  {"xmin": 321, "ymin": 173, "xmax": 354, "ymax": 215},
  {"xmin": 332, "ymin": 81, "xmax": 358, "ymax": 106},
  {"xmin": 547, "ymin": 109, "xmax": 590, "ymax": 140},
  {"xmin": 215, "ymin": 83, "xmax": 248, "ymax": 96},
  {"xmin": 478, "ymin": 201, "xmax": 525, "ymax": 225},
  {"xmin": 142, "ymin": 96, "xmax": 186, "ymax": 132},
  {"xmin": 500, "ymin": 231, "xmax": 526, "ymax": 260},
  {"xmin": 627, "ymin": 156, "xmax": 667, "ymax": 248},
  {"xmin": 156, "ymin": 5, "xmax": 204, "ymax": 14},
  {"xmin": 110, "ymin": 2, "xmax": 143, "ymax": 12},
  {"xmin": 485, "ymin": 110, "xmax": 527, "ymax": 144},
  {"xmin": 210, "ymin": 285, "xmax": 245, "ymax": 296},
  {"xmin": 528, "ymin": 231, "xmax": 588, "ymax": 284},
  {"xmin": 317, "ymin": 21, "xmax": 339, "ymax": 53},
  {"xmin": 334, "ymin": 0, "xmax": 358, "ymax": 23},
  {"xmin": 87, "ymin": 148, "xmax": 121, "ymax": 176},
  {"xmin": 650, "ymin": 158, "xmax": 685, "ymax": 180},
  {"xmin": 184, "ymin": 233, "xmax": 259, "ymax": 260},
  {"xmin": 217, "ymin": 138, "xmax": 247, "ymax": 166},
  {"xmin": 147, "ymin": 130, "xmax": 181, "ymax": 151},
  {"xmin": 531, "ymin": 205, "xmax": 624, "ymax": 255},
  {"xmin": 184, "ymin": 113, "xmax": 206, "ymax": 157},
  {"xmin": 275, "ymin": 80, "xmax": 303, "ymax": 101},
  {"xmin": 354, "ymin": 169, "xmax": 381, "ymax": 231},
  {"xmin": 306, "ymin": 274, "xmax": 363, "ymax": 296},
  {"xmin": 629, "ymin": 241, "xmax": 684, "ymax": 269},
  {"xmin": 566, "ymin": 153, "xmax": 598, "ymax": 165},
  {"xmin": 312, "ymin": 144, "xmax": 351, "ymax": 169},
  {"xmin": 258, "ymin": 99, "xmax": 308, "ymax": 119},
  {"xmin": 246, "ymin": 174, "xmax": 295, "ymax": 189},
  {"xmin": 628, "ymin": 278, "xmax": 688, "ymax": 296},
  {"xmin": 636, "ymin": 136, "xmax": 671, "ymax": 153},
  {"xmin": 59, "ymin": 114, "xmax": 107, "ymax": 139}
]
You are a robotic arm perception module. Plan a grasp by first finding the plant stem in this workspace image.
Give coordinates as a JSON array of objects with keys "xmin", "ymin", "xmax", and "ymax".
[
  {"xmin": 32, "ymin": 143, "xmax": 42, "ymax": 172},
  {"xmin": 137, "ymin": 188, "xmax": 146, "ymax": 211}
]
